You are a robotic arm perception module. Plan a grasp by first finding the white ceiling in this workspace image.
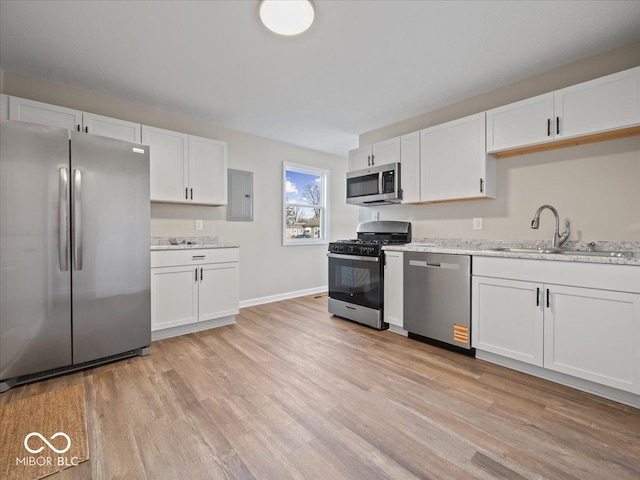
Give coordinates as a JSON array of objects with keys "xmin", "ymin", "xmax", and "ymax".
[{"xmin": 1, "ymin": 1, "xmax": 639, "ymax": 156}]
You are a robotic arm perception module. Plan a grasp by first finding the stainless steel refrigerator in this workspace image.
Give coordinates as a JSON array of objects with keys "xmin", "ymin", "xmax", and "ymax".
[{"xmin": 0, "ymin": 119, "xmax": 151, "ymax": 392}]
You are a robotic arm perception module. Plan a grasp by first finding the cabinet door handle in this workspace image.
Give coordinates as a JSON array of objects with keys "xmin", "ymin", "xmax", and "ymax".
[
  {"xmin": 546, "ymin": 288, "xmax": 550, "ymax": 308},
  {"xmin": 85, "ymin": 126, "xmax": 88, "ymax": 133},
  {"xmin": 190, "ymin": 188, "xmax": 193, "ymax": 200},
  {"xmin": 77, "ymin": 124, "xmax": 81, "ymax": 132},
  {"xmin": 480, "ymin": 178, "xmax": 484, "ymax": 193},
  {"xmin": 536, "ymin": 287, "xmax": 540, "ymax": 307},
  {"xmin": 556, "ymin": 117, "xmax": 560, "ymax": 135},
  {"xmin": 371, "ymin": 154, "xmax": 375, "ymax": 165},
  {"xmin": 200, "ymin": 267, "xmax": 203, "ymax": 281},
  {"xmin": 185, "ymin": 187, "xmax": 188, "ymax": 200},
  {"xmin": 367, "ymin": 155, "xmax": 371, "ymax": 166},
  {"xmin": 547, "ymin": 118, "xmax": 551, "ymax": 137},
  {"xmin": 195, "ymin": 268, "xmax": 198, "ymax": 283}
]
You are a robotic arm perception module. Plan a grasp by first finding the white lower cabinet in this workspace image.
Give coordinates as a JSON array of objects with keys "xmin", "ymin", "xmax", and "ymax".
[
  {"xmin": 383, "ymin": 251, "xmax": 403, "ymax": 328},
  {"xmin": 151, "ymin": 265, "xmax": 199, "ymax": 330},
  {"xmin": 472, "ymin": 257, "xmax": 640, "ymax": 395},
  {"xmin": 472, "ymin": 276, "xmax": 544, "ymax": 366},
  {"xmin": 151, "ymin": 248, "xmax": 239, "ymax": 335},
  {"xmin": 544, "ymin": 285, "xmax": 639, "ymax": 393}
]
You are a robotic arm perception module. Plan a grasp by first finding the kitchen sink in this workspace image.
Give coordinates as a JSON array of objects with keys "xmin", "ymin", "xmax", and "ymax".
[{"xmin": 485, "ymin": 247, "xmax": 634, "ymax": 258}]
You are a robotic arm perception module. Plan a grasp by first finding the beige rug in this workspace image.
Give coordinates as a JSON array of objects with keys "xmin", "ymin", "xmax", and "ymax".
[{"xmin": 0, "ymin": 384, "xmax": 89, "ymax": 480}]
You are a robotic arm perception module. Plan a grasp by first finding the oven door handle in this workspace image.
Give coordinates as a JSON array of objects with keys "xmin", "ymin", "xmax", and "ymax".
[{"xmin": 327, "ymin": 253, "xmax": 379, "ymax": 262}]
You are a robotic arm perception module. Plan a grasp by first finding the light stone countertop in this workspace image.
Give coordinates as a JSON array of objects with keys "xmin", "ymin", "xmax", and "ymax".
[
  {"xmin": 383, "ymin": 239, "xmax": 640, "ymax": 266},
  {"xmin": 150, "ymin": 236, "xmax": 239, "ymax": 251}
]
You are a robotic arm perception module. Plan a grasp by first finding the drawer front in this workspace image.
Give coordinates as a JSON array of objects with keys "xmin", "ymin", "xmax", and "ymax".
[{"xmin": 151, "ymin": 248, "xmax": 239, "ymax": 268}]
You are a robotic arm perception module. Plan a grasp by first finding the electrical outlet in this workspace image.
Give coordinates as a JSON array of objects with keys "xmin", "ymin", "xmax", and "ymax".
[
  {"xmin": 473, "ymin": 217, "xmax": 482, "ymax": 230},
  {"xmin": 195, "ymin": 219, "xmax": 203, "ymax": 231},
  {"xmin": 372, "ymin": 211, "xmax": 380, "ymax": 221}
]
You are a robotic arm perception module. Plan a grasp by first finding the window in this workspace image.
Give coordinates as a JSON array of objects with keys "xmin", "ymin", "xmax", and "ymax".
[{"xmin": 283, "ymin": 162, "xmax": 329, "ymax": 245}]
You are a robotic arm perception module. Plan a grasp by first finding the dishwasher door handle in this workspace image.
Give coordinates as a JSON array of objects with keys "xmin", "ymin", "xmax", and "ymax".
[{"xmin": 409, "ymin": 260, "xmax": 461, "ymax": 270}]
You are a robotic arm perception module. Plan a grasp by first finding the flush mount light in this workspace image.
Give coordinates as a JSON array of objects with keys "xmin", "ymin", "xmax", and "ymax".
[{"xmin": 259, "ymin": 0, "xmax": 315, "ymax": 36}]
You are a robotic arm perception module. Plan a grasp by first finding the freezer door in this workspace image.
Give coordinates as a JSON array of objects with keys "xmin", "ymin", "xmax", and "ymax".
[
  {"xmin": 0, "ymin": 119, "xmax": 72, "ymax": 380},
  {"xmin": 70, "ymin": 132, "xmax": 150, "ymax": 364}
]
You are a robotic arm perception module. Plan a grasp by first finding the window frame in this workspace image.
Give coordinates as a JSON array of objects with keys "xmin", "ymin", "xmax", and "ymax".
[{"xmin": 283, "ymin": 162, "xmax": 329, "ymax": 246}]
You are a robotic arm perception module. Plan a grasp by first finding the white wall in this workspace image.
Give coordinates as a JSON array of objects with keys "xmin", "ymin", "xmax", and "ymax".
[
  {"xmin": 1, "ymin": 72, "xmax": 360, "ymax": 303},
  {"xmin": 359, "ymin": 42, "xmax": 640, "ymax": 242}
]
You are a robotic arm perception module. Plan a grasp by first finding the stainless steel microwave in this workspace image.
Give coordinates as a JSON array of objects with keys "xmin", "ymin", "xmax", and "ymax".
[{"xmin": 346, "ymin": 162, "xmax": 401, "ymax": 205}]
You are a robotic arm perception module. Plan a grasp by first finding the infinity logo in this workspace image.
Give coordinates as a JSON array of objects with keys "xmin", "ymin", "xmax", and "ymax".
[{"xmin": 24, "ymin": 432, "xmax": 71, "ymax": 454}]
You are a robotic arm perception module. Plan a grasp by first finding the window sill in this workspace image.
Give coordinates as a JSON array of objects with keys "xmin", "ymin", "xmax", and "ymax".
[{"xmin": 283, "ymin": 239, "xmax": 329, "ymax": 247}]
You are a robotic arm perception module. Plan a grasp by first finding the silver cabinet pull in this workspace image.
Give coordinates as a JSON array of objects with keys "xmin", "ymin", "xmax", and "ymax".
[
  {"xmin": 59, "ymin": 167, "xmax": 69, "ymax": 271},
  {"xmin": 192, "ymin": 255, "xmax": 206, "ymax": 260},
  {"xmin": 72, "ymin": 169, "xmax": 82, "ymax": 270}
]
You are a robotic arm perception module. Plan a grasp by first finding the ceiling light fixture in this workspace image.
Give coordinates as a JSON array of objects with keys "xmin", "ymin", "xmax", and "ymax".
[{"xmin": 259, "ymin": 0, "xmax": 315, "ymax": 36}]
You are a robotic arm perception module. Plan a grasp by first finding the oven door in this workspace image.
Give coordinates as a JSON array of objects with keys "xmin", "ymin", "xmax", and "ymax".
[{"xmin": 327, "ymin": 253, "xmax": 382, "ymax": 310}]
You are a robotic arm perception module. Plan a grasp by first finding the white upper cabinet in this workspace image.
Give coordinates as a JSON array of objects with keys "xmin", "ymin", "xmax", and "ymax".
[
  {"xmin": 372, "ymin": 136, "xmax": 401, "ymax": 166},
  {"xmin": 420, "ymin": 113, "xmax": 495, "ymax": 202},
  {"xmin": 9, "ymin": 96, "xmax": 82, "ymax": 131},
  {"xmin": 486, "ymin": 93, "xmax": 554, "ymax": 152},
  {"xmin": 8, "ymin": 96, "xmax": 142, "ymax": 143},
  {"xmin": 487, "ymin": 67, "xmax": 640, "ymax": 156},
  {"xmin": 83, "ymin": 112, "xmax": 141, "ymax": 143},
  {"xmin": 348, "ymin": 136, "xmax": 400, "ymax": 172},
  {"xmin": 348, "ymin": 145, "xmax": 372, "ymax": 171},
  {"xmin": 142, "ymin": 126, "xmax": 189, "ymax": 203},
  {"xmin": 554, "ymin": 67, "xmax": 640, "ymax": 139},
  {"xmin": 188, "ymin": 135, "xmax": 227, "ymax": 205},
  {"xmin": 0, "ymin": 94, "xmax": 8, "ymax": 119},
  {"xmin": 142, "ymin": 125, "xmax": 228, "ymax": 205},
  {"xmin": 400, "ymin": 131, "xmax": 420, "ymax": 203}
]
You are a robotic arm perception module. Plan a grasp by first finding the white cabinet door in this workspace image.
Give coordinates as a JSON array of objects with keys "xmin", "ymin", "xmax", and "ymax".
[
  {"xmin": 198, "ymin": 262, "xmax": 240, "ymax": 322},
  {"xmin": 400, "ymin": 131, "xmax": 420, "ymax": 203},
  {"xmin": 383, "ymin": 251, "xmax": 403, "ymax": 328},
  {"xmin": 544, "ymin": 285, "xmax": 640, "ymax": 393},
  {"xmin": 472, "ymin": 276, "xmax": 544, "ymax": 366},
  {"xmin": 9, "ymin": 96, "xmax": 82, "ymax": 131},
  {"xmin": 486, "ymin": 93, "xmax": 554, "ymax": 152},
  {"xmin": 0, "ymin": 94, "xmax": 8, "ymax": 119},
  {"xmin": 421, "ymin": 113, "xmax": 494, "ymax": 202},
  {"xmin": 554, "ymin": 67, "xmax": 640, "ymax": 139},
  {"xmin": 151, "ymin": 265, "xmax": 198, "ymax": 331},
  {"xmin": 142, "ymin": 125, "xmax": 189, "ymax": 203},
  {"xmin": 372, "ymin": 136, "xmax": 401, "ymax": 167},
  {"xmin": 348, "ymin": 145, "xmax": 373, "ymax": 171},
  {"xmin": 188, "ymin": 135, "xmax": 227, "ymax": 205},
  {"xmin": 83, "ymin": 112, "xmax": 141, "ymax": 143}
]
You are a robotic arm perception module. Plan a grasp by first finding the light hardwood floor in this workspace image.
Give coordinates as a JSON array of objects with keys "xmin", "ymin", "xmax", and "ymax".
[{"xmin": 2, "ymin": 294, "xmax": 640, "ymax": 479}]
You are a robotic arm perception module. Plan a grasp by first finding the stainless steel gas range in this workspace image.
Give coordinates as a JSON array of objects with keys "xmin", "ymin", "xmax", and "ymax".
[{"xmin": 327, "ymin": 221, "xmax": 411, "ymax": 330}]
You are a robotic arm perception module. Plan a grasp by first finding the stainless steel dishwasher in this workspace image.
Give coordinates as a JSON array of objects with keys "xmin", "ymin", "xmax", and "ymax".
[{"xmin": 403, "ymin": 252, "xmax": 473, "ymax": 354}]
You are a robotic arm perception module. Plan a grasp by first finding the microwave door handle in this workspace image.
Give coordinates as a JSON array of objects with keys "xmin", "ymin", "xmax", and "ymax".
[{"xmin": 379, "ymin": 172, "xmax": 384, "ymax": 195}]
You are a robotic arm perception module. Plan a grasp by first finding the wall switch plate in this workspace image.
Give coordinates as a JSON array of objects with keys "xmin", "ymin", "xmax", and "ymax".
[
  {"xmin": 195, "ymin": 219, "xmax": 203, "ymax": 231},
  {"xmin": 373, "ymin": 211, "xmax": 379, "ymax": 221},
  {"xmin": 473, "ymin": 217, "xmax": 482, "ymax": 230}
]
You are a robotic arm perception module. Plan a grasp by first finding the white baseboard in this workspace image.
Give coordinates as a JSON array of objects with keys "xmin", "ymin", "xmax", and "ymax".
[
  {"xmin": 152, "ymin": 316, "xmax": 236, "ymax": 341},
  {"xmin": 240, "ymin": 286, "xmax": 328, "ymax": 309},
  {"xmin": 477, "ymin": 350, "xmax": 640, "ymax": 409},
  {"xmin": 387, "ymin": 325, "xmax": 408, "ymax": 337}
]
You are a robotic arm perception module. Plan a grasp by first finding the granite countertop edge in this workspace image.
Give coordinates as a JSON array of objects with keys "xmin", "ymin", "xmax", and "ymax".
[
  {"xmin": 151, "ymin": 243, "xmax": 239, "ymax": 251},
  {"xmin": 383, "ymin": 239, "xmax": 640, "ymax": 266}
]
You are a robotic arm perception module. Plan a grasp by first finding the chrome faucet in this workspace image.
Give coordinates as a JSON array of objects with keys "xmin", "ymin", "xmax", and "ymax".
[{"xmin": 530, "ymin": 205, "xmax": 570, "ymax": 248}]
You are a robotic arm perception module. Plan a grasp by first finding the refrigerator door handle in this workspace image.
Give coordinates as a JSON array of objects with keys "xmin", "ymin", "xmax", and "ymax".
[
  {"xmin": 72, "ymin": 169, "xmax": 83, "ymax": 270},
  {"xmin": 59, "ymin": 167, "xmax": 69, "ymax": 271}
]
